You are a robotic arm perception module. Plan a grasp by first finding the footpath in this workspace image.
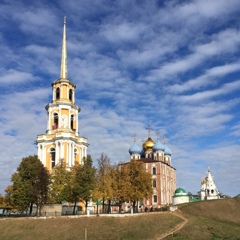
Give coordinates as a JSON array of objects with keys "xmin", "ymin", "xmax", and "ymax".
[{"xmin": 156, "ymin": 210, "xmax": 189, "ymax": 239}]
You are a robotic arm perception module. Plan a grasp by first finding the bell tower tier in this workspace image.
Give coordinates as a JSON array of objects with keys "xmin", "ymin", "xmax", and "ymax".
[{"xmin": 36, "ymin": 17, "xmax": 88, "ymax": 171}]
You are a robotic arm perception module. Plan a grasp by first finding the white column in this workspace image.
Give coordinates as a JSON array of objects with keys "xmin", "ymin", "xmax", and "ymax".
[
  {"xmin": 52, "ymin": 87, "xmax": 55, "ymax": 101},
  {"xmin": 56, "ymin": 141, "xmax": 59, "ymax": 165},
  {"xmin": 72, "ymin": 143, "xmax": 74, "ymax": 165}
]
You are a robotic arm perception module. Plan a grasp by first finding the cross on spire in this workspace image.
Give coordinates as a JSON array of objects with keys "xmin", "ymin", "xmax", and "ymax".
[
  {"xmin": 156, "ymin": 130, "xmax": 160, "ymax": 139},
  {"xmin": 132, "ymin": 133, "xmax": 137, "ymax": 142},
  {"xmin": 146, "ymin": 125, "xmax": 152, "ymax": 138}
]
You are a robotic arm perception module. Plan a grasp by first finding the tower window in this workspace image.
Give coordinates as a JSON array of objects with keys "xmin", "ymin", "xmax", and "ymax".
[
  {"xmin": 152, "ymin": 167, "xmax": 156, "ymax": 175},
  {"xmin": 71, "ymin": 114, "xmax": 74, "ymax": 130},
  {"xmin": 74, "ymin": 148, "xmax": 77, "ymax": 164},
  {"xmin": 56, "ymin": 88, "xmax": 60, "ymax": 100},
  {"xmin": 50, "ymin": 148, "xmax": 56, "ymax": 169},
  {"xmin": 69, "ymin": 89, "xmax": 73, "ymax": 101},
  {"xmin": 53, "ymin": 113, "xmax": 58, "ymax": 129},
  {"xmin": 154, "ymin": 195, "xmax": 157, "ymax": 203},
  {"xmin": 153, "ymin": 179, "xmax": 156, "ymax": 188}
]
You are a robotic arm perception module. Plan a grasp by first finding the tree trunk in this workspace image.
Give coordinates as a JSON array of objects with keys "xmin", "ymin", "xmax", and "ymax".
[
  {"xmin": 29, "ymin": 202, "xmax": 33, "ymax": 215},
  {"xmin": 85, "ymin": 200, "xmax": 88, "ymax": 214},
  {"xmin": 118, "ymin": 201, "xmax": 122, "ymax": 213},
  {"xmin": 107, "ymin": 199, "xmax": 111, "ymax": 213},
  {"xmin": 102, "ymin": 198, "xmax": 105, "ymax": 213},
  {"xmin": 133, "ymin": 200, "xmax": 136, "ymax": 213},
  {"xmin": 73, "ymin": 201, "xmax": 77, "ymax": 215}
]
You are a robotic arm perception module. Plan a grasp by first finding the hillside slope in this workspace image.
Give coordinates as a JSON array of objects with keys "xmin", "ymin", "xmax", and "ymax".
[
  {"xmin": 165, "ymin": 198, "xmax": 240, "ymax": 239},
  {"xmin": 180, "ymin": 198, "xmax": 240, "ymax": 224}
]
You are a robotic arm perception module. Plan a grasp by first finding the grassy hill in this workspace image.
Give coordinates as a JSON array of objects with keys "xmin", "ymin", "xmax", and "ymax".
[
  {"xmin": 165, "ymin": 198, "xmax": 240, "ymax": 239},
  {"xmin": 0, "ymin": 198, "xmax": 239, "ymax": 240}
]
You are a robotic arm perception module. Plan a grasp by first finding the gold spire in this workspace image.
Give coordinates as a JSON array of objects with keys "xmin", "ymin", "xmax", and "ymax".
[{"xmin": 60, "ymin": 16, "xmax": 68, "ymax": 79}]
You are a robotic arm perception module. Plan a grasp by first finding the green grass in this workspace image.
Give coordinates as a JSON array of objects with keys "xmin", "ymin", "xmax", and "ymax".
[
  {"xmin": 165, "ymin": 198, "xmax": 240, "ymax": 240},
  {"xmin": 0, "ymin": 213, "xmax": 182, "ymax": 240},
  {"xmin": 1, "ymin": 198, "xmax": 240, "ymax": 240}
]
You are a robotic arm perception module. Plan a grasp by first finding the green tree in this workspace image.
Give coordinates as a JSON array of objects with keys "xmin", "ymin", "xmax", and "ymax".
[
  {"xmin": 49, "ymin": 159, "xmax": 70, "ymax": 203},
  {"xmin": 76, "ymin": 155, "xmax": 96, "ymax": 214},
  {"xmin": 11, "ymin": 155, "xmax": 50, "ymax": 215},
  {"xmin": 63, "ymin": 155, "xmax": 96, "ymax": 214}
]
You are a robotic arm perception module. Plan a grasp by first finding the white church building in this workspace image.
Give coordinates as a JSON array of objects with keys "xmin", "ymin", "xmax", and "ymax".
[{"xmin": 199, "ymin": 168, "xmax": 220, "ymax": 200}]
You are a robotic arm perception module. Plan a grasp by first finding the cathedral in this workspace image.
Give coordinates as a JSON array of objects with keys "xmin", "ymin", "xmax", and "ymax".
[
  {"xmin": 36, "ymin": 17, "xmax": 176, "ymax": 210},
  {"xmin": 36, "ymin": 18, "xmax": 88, "ymax": 171},
  {"xmin": 128, "ymin": 130, "xmax": 177, "ymax": 207}
]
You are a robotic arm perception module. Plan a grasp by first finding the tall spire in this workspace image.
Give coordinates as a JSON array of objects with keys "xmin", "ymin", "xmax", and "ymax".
[{"xmin": 60, "ymin": 16, "xmax": 68, "ymax": 79}]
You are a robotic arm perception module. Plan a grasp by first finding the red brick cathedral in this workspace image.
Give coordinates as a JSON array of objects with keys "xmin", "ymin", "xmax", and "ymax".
[{"xmin": 128, "ymin": 130, "xmax": 176, "ymax": 208}]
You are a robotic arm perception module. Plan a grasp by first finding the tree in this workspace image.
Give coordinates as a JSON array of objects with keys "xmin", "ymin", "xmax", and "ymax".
[
  {"xmin": 49, "ymin": 159, "xmax": 70, "ymax": 203},
  {"xmin": 63, "ymin": 155, "xmax": 96, "ymax": 214},
  {"xmin": 11, "ymin": 155, "xmax": 50, "ymax": 215},
  {"xmin": 4, "ymin": 185, "xmax": 15, "ymax": 213},
  {"xmin": 76, "ymin": 155, "xmax": 96, "ymax": 214},
  {"xmin": 111, "ymin": 164, "xmax": 131, "ymax": 213},
  {"xmin": 96, "ymin": 153, "xmax": 113, "ymax": 213},
  {"xmin": 124, "ymin": 160, "xmax": 153, "ymax": 210}
]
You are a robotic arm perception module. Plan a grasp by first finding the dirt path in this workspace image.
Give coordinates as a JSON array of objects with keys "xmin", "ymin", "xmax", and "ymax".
[{"xmin": 156, "ymin": 210, "xmax": 189, "ymax": 239}]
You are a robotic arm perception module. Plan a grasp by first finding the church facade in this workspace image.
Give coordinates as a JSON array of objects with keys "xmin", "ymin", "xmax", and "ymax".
[
  {"xmin": 128, "ymin": 131, "xmax": 177, "ymax": 207},
  {"xmin": 36, "ymin": 18, "xmax": 88, "ymax": 171},
  {"xmin": 199, "ymin": 168, "xmax": 220, "ymax": 200}
]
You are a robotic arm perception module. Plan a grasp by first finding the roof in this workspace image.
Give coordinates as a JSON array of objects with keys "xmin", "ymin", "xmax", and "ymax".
[
  {"xmin": 153, "ymin": 138, "xmax": 165, "ymax": 151},
  {"xmin": 129, "ymin": 142, "xmax": 141, "ymax": 154},
  {"xmin": 174, "ymin": 188, "xmax": 187, "ymax": 196}
]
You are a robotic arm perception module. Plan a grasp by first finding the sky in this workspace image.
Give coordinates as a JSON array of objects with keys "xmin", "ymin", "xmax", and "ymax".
[{"xmin": 0, "ymin": 0, "xmax": 239, "ymax": 197}]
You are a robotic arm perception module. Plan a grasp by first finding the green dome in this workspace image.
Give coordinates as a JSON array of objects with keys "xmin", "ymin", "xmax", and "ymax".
[
  {"xmin": 174, "ymin": 188, "xmax": 187, "ymax": 197},
  {"xmin": 175, "ymin": 188, "xmax": 186, "ymax": 194}
]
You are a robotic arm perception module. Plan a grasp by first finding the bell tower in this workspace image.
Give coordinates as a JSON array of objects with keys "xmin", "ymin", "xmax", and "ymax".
[{"xmin": 36, "ymin": 17, "xmax": 88, "ymax": 171}]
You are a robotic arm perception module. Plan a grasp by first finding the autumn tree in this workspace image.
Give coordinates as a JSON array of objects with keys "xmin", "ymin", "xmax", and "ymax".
[
  {"xmin": 111, "ymin": 164, "xmax": 131, "ymax": 213},
  {"xmin": 11, "ymin": 155, "xmax": 50, "ymax": 215},
  {"xmin": 49, "ymin": 159, "xmax": 70, "ymax": 203},
  {"xmin": 3, "ymin": 185, "xmax": 15, "ymax": 213},
  {"xmin": 96, "ymin": 153, "xmax": 113, "ymax": 213},
  {"xmin": 126, "ymin": 160, "xmax": 153, "ymax": 211}
]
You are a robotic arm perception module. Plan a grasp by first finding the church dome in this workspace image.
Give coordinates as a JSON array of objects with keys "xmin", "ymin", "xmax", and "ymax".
[
  {"xmin": 142, "ymin": 137, "xmax": 156, "ymax": 150},
  {"xmin": 174, "ymin": 188, "xmax": 187, "ymax": 196},
  {"xmin": 153, "ymin": 138, "xmax": 165, "ymax": 151},
  {"xmin": 164, "ymin": 143, "xmax": 172, "ymax": 155},
  {"xmin": 129, "ymin": 142, "xmax": 142, "ymax": 155}
]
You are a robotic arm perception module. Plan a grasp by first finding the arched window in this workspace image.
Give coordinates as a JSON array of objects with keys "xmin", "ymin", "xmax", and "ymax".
[
  {"xmin": 153, "ymin": 179, "xmax": 156, "ymax": 188},
  {"xmin": 50, "ymin": 148, "xmax": 56, "ymax": 169},
  {"xmin": 152, "ymin": 167, "xmax": 156, "ymax": 175},
  {"xmin": 56, "ymin": 87, "xmax": 60, "ymax": 100},
  {"xmin": 53, "ymin": 113, "xmax": 58, "ymax": 129},
  {"xmin": 71, "ymin": 115, "xmax": 74, "ymax": 130},
  {"xmin": 69, "ymin": 89, "xmax": 73, "ymax": 101},
  {"xmin": 74, "ymin": 148, "xmax": 77, "ymax": 164},
  {"xmin": 154, "ymin": 195, "xmax": 157, "ymax": 203}
]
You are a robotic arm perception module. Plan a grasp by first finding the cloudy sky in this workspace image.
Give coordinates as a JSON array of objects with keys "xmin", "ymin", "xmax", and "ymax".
[{"xmin": 0, "ymin": 0, "xmax": 239, "ymax": 197}]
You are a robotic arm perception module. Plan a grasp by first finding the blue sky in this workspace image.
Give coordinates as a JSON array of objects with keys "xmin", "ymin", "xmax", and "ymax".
[{"xmin": 0, "ymin": 0, "xmax": 240, "ymax": 197}]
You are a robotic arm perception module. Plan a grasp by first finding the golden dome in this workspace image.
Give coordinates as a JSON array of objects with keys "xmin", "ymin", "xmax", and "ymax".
[{"xmin": 142, "ymin": 137, "xmax": 156, "ymax": 150}]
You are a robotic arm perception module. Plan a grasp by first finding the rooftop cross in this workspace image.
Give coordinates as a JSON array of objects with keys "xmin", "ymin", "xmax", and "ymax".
[
  {"xmin": 146, "ymin": 125, "xmax": 152, "ymax": 138},
  {"xmin": 132, "ymin": 133, "xmax": 137, "ymax": 142},
  {"xmin": 156, "ymin": 130, "xmax": 161, "ymax": 139}
]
